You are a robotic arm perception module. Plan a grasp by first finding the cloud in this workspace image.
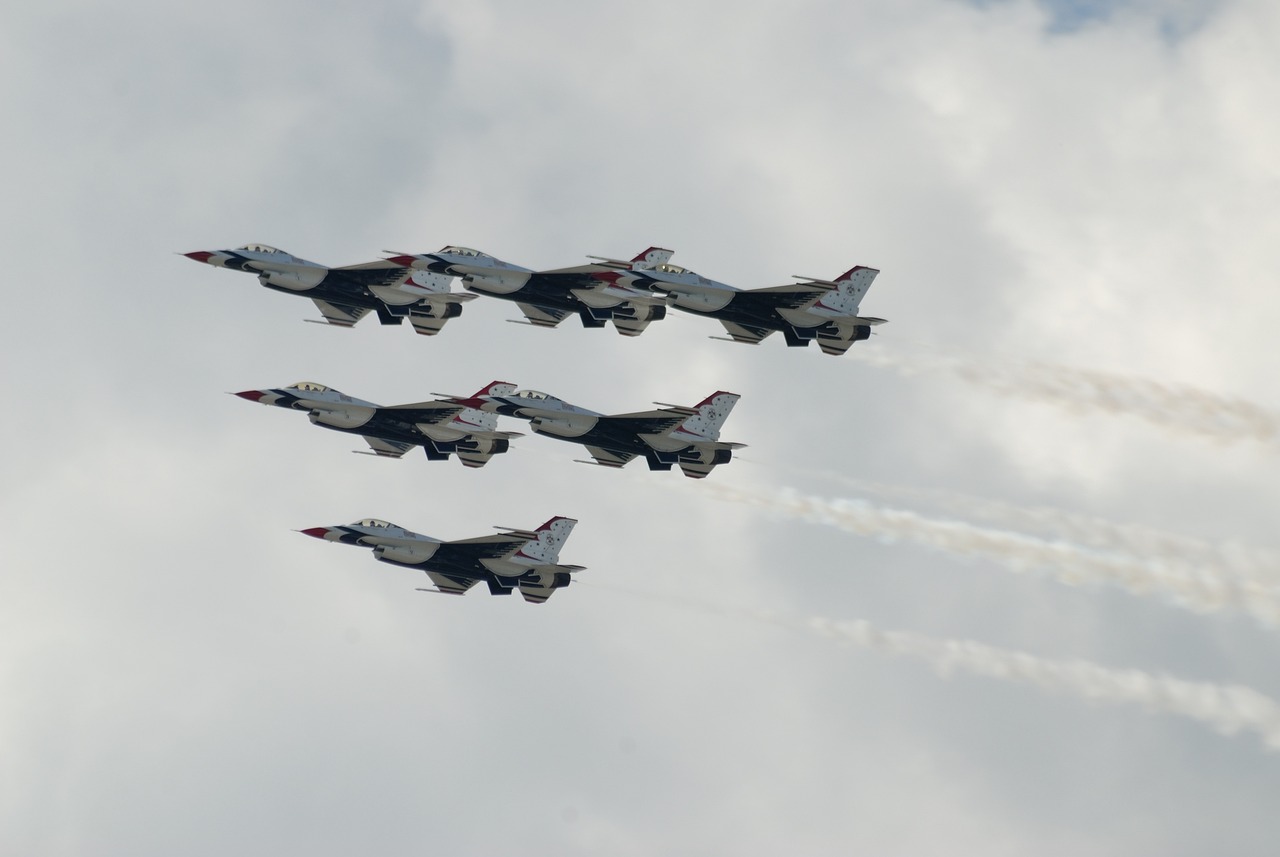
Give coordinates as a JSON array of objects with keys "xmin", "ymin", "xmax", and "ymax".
[{"xmin": 4, "ymin": 0, "xmax": 1280, "ymax": 854}]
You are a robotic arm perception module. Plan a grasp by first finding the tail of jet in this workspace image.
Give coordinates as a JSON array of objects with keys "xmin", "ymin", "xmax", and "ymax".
[
  {"xmin": 810, "ymin": 265, "xmax": 879, "ymax": 315},
  {"xmin": 519, "ymin": 516, "xmax": 578, "ymax": 563},
  {"xmin": 630, "ymin": 246, "xmax": 675, "ymax": 269},
  {"xmin": 450, "ymin": 381, "xmax": 520, "ymax": 468},
  {"xmin": 448, "ymin": 383, "xmax": 512, "ymax": 432},
  {"xmin": 674, "ymin": 392, "xmax": 741, "ymax": 442}
]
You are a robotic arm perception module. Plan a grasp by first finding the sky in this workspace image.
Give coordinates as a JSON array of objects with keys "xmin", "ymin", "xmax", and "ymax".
[{"xmin": 2, "ymin": 0, "xmax": 1279, "ymax": 853}]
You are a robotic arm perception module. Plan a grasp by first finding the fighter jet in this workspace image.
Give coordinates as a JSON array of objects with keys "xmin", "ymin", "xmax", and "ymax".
[
  {"xmin": 384, "ymin": 246, "xmax": 672, "ymax": 336},
  {"xmin": 234, "ymin": 380, "xmax": 522, "ymax": 467},
  {"xmin": 184, "ymin": 243, "xmax": 475, "ymax": 335},
  {"xmin": 623, "ymin": 255, "xmax": 887, "ymax": 355},
  {"xmin": 457, "ymin": 387, "xmax": 744, "ymax": 478},
  {"xmin": 300, "ymin": 516, "xmax": 584, "ymax": 603}
]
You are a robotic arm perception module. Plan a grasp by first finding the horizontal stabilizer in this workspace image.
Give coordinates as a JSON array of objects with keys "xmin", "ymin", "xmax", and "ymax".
[
  {"xmin": 791, "ymin": 275, "xmax": 840, "ymax": 287},
  {"xmin": 583, "ymin": 255, "xmax": 633, "ymax": 269},
  {"xmin": 652, "ymin": 402, "xmax": 700, "ymax": 416},
  {"xmin": 492, "ymin": 527, "xmax": 539, "ymax": 539}
]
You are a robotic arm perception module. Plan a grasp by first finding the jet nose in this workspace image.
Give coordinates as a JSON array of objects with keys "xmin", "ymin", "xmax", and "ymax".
[
  {"xmin": 234, "ymin": 389, "xmax": 267, "ymax": 402},
  {"xmin": 184, "ymin": 251, "xmax": 215, "ymax": 263},
  {"xmin": 299, "ymin": 527, "xmax": 332, "ymax": 540}
]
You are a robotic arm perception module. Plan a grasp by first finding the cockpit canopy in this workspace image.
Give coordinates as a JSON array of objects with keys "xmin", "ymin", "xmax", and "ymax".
[
  {"xmin": 513, "ymin": 389, "xmax": 559, "ymax": 403},
  {"xmin": 238, "ymin": 243, "xmax": 288, "ymax": 255},
  {"xmin": 438, "ymin": 245, "xmax": 482, "ymax": 257},
  {"xmin": 353, "ymin": 518, "xmax": 397, "ymax": 529},
  {"xmin": 289, "ymin": 381, "xmax": 331, "ymax": 393},
  {"xmin": 653, "ymin": 263, "xmax": 690, "ymax": 275}
]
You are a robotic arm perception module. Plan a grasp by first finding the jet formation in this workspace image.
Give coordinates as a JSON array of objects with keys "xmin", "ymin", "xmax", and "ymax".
[
  {"xmin": 236, "ymin": 381, "xmax": 744, "ymax": 479},
  {"xmin": 186, "ymin": 244, "xmax": 885, "ymax": 354},
  {"xmin": 190, "ymin": 240, "xmax": 885, "ymax": 601}
]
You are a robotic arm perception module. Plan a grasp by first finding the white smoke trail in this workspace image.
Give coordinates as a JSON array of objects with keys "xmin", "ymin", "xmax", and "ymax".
[
  {"xmin": 847, "ymin": 347, "xmax": 1280, "ymax": 449},
  {"xmin": 819, "ymin": 476, "xmax": 1280, "ymax": 587},
  {"xmin": 584, "ymin": 581, "xmax": 1280, "ymax": 750},
  {"xmin": 703, "ymin": 483, "xmax": 1280, "ymax": 625},
  {"xmin": 808, "ymin": 616, "xmax": 1280, "ymax": 749}
]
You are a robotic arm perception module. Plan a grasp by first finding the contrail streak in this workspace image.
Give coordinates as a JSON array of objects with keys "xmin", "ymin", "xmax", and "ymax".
[
  {"xmin": 584, "ymin": 581, "xmax": 1280, "ymax": 749},
  {"xmin": 848, "ymin": 347, "xmax": 1280, "ymax": 449},
  {"xmin": 819, "ymin": 476, "xmax": 1280, "ymax": 587},
  {"xmin": 704, "ymin": 484, "xmax": 1280, "ymax": 625},
  {"xmin": 808, "ymin": 616, "xmax": 1280, "ymax": 749}
]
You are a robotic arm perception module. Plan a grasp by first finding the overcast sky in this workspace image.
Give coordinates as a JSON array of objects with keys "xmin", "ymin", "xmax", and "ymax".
[{"xmin": 4, "ymin": 0, "xmax": 1280, "ymax": 854}]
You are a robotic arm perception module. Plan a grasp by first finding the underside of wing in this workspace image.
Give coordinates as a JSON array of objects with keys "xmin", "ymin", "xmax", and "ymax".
[
  {"xmin": 583, "ymin": 446, "xmax": 638, "ymax": 468},
  {"xmin": 516, "ymin": 303, "xmax": 572, "ymax": 328},
  {"xmin": 718, "ymin": 320, "xmax": 775, "ymax": 345},
  {"xmin": 362, "ymin": 436, "xmax": 415, "ymax": 458},
  {"xmin": 424, "ymin": 571, "xmax": 478, "ymax": 595},
  {"xmin": 311, "ymin": 299, "xmax": 371, "ymax": 327},
  {"xmin": 382, "ymin": 402, "xmax": 465, "ymax": 425},
  {"xmin": 737, "ymin": 284, "xmax": 831, "ymax": 310},
  {"xmin": 330, "ymin": 260, "xmax": 417, "ymax": 288},
  {"xmin": 446, "ymin": 534, "xmax": 525, "ymax": 548},
  {"xmin": 599, "ymin": 413, "xmax": 688, "ymax": 437}
]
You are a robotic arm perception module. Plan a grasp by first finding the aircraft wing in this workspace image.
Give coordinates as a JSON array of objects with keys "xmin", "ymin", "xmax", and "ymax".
[
  {"xmin": 582, "ymin": 446, "xmax": 638, "ymax": 468},
  {"xmin": 515, "ymin": 303, "xmax": 573, "ymax": 328},
  {"xmin": 717, "ymin": 320, "xmax": 776, "ymax": 345},
  {"xmin": 724, "ymin": 284, "xmax": 831, "ymax": 312},
  {"xmin": 598, "ymin": 410, "xmax": 688, "ymax": 435},
  {"xmin": 423, "ymin": 571, "xmax": 479, "ymax": 595},
  {"xmin": 329, "ymin": 260, "xmax": 418, "ymax": 288},
  {"xmin": 534, "ymin": 263, "xmax": 613, "ymax": 276},
  {"xmin": 445, "ymin": 534, "xmax": 525, "ymax": 548},
  {"xmin": 381, "ymin": 401, "xmax": 466, "ymax": 425},
  {"xmin": 311, "ymin": 299, "xmax": 371, "ymax": 327},
  {"xmin": 361, "ymin": 436, "xmax": 415, "ymax": 458}
]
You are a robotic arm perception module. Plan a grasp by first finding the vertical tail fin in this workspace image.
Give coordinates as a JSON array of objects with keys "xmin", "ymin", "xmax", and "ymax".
[
  {"xmin": 473, "ymin": 380, "xmax": 517, "ymax": 398},
  {"xmin": 675, "ymin": 392, "xmax": 741, "ymax": 441},
  {"xmin": 451, "ymin": 380, "xmax": 516, "ymax": 432},
  {"xmin": 816, "ymin": 266, "xmax": 879, "ymax": 314},
  {"xmin": 519, "ymin": 516, "xmax": 578, "ymax": 563},
  {"xmin": 630, "ymin": 246, "xmax": 674, "ymax": 269}
]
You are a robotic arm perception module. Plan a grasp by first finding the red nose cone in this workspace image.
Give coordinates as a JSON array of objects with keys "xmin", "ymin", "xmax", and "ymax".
[
  {"xmin": 300, "ymin": 527, "xmax": 330, "ymax": 540},
  {"xmin": 234, "ymin": 390, "xmax": 266, "ymax": 402},
  {"xmin": 184, "ymin": 251, "xmax": 214, "ymax": 263},
  {"xmin": 386, "ymin": 254, "xmax": 416, "ymax": 267}
]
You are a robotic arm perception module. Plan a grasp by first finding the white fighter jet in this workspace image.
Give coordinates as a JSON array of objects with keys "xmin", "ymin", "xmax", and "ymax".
[
  {"xmin": 623, "ymin": 254, "xmax": 887, "ymax": 355},
  {"xmin": 235, "ymin": 380, "xmax": 522, "ymax": 467},
  {"xmin": 385, "ymin": 246, "xmax": 672, "ymax": 336},
  {"xmin": 457, "ymin": 387, "xmax": 745, "ymax": 479},
  {"xmin": 184, "ymin": 243, "xmax": 475, "ymax": 335},
  {"xmin": 300, "ymin": 516, "xmax": 584, "ymax": 603}
]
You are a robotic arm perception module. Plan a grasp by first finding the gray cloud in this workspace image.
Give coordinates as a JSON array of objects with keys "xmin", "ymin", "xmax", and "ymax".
[{"xmin": 4, "ymin": 0, "xmax": 1280, "ymax": 855}]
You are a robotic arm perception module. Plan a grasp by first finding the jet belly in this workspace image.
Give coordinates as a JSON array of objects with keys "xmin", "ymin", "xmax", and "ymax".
[
  {"xmin": 668, "ymin": 288, "xmax": 736, "ymax": 313},
  {"xmin": 371, "ymin": 539, "xmax": 442, "ymax": 566},
  {"xmin": 257, "ymin": 268, "xmax": 327, "ymax": 291},
  {"xmin": 559, "ymin": 421, "xmax": 673, "ymax": 457},
  {"xmin": 461, "ymin": 270, "xmax": 532, "ymax": 295},
  {"xmin": 259, "ymin": 276, "xmax": 380, "ymax": 311},
  {"xmin": 529, "ymin": 414, "xmax": 600, "ymax": 439},
  {"xmin": 308, "ymin": 404, "xmax": 377, "ymax": 431}
]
